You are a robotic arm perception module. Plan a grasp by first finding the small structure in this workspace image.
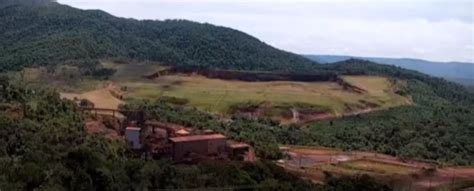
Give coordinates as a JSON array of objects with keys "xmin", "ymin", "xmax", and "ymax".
[
  {"xmin": 227, "ymin": 141, "xmax": 252, "ymax": 161},
  {"xmin": 175, "ymin": 129, "xmax": 191, "ymax": 136},
  {"xmin": 123, "ymin": 120, "xmax": 255, "ymax": 162},
  {"xmin": 169, "ymin": 134, "xmax": 227, "ymax": 161},
  {"xmin": 145, "ymin": 121, "xmax": 192, "ymax": 137},
  {"xmin": 125, "ymin": 127, "xmax": 142, "ymax": 149},
  {"xmin": 142, "ymin": 126, "xmax": 171, "ymax": 155}
]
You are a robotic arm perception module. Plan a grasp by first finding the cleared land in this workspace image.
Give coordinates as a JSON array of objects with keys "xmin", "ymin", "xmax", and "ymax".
[
  {"xmin": 119, "ymin": 75, "xmax": 410, "ymax": 114},
  {"xmin": 60, "ymin": 88, "xmax": 124, "ymax": 117},
  {"xmin": 336, "ymin": 159, "xmax": 419, "ymax": 175},
  {"xmin": 281, "ymin": 145, "xmax": 474, "ymax": 191},
  {"xmin": 60, "ymin": 88, "xmax": 123, "ymax": 110},
  {"xmin": 37, "ymin": 62, "xmax": 410, "ymax": 121},
  {"xmin": 342, "ymin": 76, "xmax": 395, "ymax": 95}
]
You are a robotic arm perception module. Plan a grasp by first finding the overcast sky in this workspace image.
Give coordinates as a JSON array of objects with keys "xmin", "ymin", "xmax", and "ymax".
[{"xmin": 59, "ymin": 0, "xmax": 474, "ymax": 63}]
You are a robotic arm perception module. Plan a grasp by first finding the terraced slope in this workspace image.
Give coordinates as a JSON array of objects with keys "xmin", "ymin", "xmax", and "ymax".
[{"xmin": 121, "ymin": 75, "xmax": 409, "ymax": 115}]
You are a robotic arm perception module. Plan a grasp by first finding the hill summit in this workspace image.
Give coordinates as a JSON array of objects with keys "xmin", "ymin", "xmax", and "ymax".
[
  {"xmin": 0, "ymin": 1, "xmax": 316, "ymax": 73},
  {"xmin": 0, "ymin": 0, "xmax": 55, "ymax": 8}
]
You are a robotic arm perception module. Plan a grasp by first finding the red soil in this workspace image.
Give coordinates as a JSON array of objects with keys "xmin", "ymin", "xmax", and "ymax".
[
  {"xmin": 281, "ymin": 146, "xmax": 474, "ymax": 190},
  {"xmin": 84, "ymin": 119, "xmax": 120, "ymax": 140}
]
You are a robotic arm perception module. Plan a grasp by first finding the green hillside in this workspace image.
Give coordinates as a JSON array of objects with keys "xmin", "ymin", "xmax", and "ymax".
[
  {"xmin": 0, "ymin": 78, "xmax": 332, "ymax": 190},
  {"xmin": 0, "ymin": 1, "xmax": 316, "ymax": 73},
  {"xmin": 1, "ymin": 1, "xmax": 474, "ymax": 189},
  {"xmin": 306, "ymin": 54, "xmax": 474, "ymax": 86},
  {"xmin": 1, "ymin": 0, "xmax": 473, "ymax": 164}
]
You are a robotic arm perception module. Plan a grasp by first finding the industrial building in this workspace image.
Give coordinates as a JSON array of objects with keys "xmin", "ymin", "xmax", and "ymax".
[
  {"xmin": 79, "ymin": 106, "xmax": 254, "ymax": 162},
  {"xmin": 125, "ymin": 127, "xmax": 142, "ymax": 149},
  {"xmin": 124, "ymin": 121, "xmax": 254, "ymax": 162},
  {"xmin": 169, "ymin": 134, "xmax": 227, "ymax": 161}
]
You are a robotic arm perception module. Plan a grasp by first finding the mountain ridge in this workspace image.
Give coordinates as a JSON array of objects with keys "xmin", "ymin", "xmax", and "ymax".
[
  {"xmin": 0, "ymin": 1, "xmax": 317, "ymax": 73},
  {"xmin": 306, "ymin": 54, "xmax": 474, "ymax": 85}
]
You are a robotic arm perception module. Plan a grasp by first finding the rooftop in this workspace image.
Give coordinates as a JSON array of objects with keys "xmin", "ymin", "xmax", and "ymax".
[
  {"xmin": 146, "ymin": 121, "xmax": 188, "ymax": 131},
  {"xmin": 227, "ymin": 142, "xmax": 250, "ymax": 149},
  {"xmin": 126, "ymin": 127, "xmax": 141, "ymax": 131},
  {"xmin": 176, "ymin": 129, "xmax": 190, "ymax": 135},
  {"xmin": 169, "ymin": 134, "xmax": 226, "ymax": 143}
]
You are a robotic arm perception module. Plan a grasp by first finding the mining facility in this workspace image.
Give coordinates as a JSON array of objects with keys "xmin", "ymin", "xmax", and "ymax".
[
  {"xmin": 80, "ymin": 107, "xmax": 255, "ymax": 163},
  {"xmin": 125, "ymin": 121, "xmax": 255, "ymax": 162},
  {"xmin": 64, "ymin": 85, "xmax": 255, "ymax": 163}
]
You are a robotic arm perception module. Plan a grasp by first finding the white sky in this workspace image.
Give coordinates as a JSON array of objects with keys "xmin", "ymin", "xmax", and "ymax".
[{"xmin": 58, "ymin": 0, "xmax": 474, "ymax": 63}]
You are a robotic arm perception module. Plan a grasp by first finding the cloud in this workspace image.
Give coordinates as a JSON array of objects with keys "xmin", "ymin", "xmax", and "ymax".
[{"xmin": 59, "ymin": 0, "xmax": 474, "ymax": 62}]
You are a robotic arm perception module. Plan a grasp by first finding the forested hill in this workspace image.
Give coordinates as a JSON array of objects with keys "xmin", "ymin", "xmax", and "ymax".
[
  {"xmin": 0, "ymin": 0, "xmax": 54, "ymax": 8},
  {"xmin": 0, "ymin": 0, "xmax": 316, "ymax": 73},
  {"xmin": 307, "ymin": 54, "xmax": 474, "ymax": 86}
]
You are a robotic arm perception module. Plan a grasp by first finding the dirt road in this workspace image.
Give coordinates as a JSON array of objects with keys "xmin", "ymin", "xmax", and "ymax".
[{"xmin": 280, "ymin": 145, "xmax": 474, "ymax": 191}]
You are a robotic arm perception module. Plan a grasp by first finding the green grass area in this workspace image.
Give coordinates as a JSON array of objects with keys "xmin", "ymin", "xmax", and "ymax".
[
  {"xmin": 11, "ymin": 64, "xmax": 411, "ymax": 116},
  {"xmin": 341, "ymin": 76, "xmax": 409, "ymax": 106},
  {"xmin": 120, "ymin": 76, "xmax": 340, "ymax": 113},
  {"xmin": 119, "ymin": 75, "xmax": 410, "ymax": 114},
  {"xmin": 312, "ymin": 164, "xmax": 365, "ymax": 176},
  {"xmin": 337, "ymin": 160, "xmax": 418, "ymax": 175},
  {"xmin": 342, "ymin": 76, "xmax": 394, "ymax": 95},
  {"xmin": 311, "ymin": 160, "xmax": 417, "ymax": 176}
]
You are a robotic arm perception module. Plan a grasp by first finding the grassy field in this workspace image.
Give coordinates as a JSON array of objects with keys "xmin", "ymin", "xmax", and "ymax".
[
  {"xmin": 118, "ymin": 75, "xmax": 410, "ymax": 114},
  {"xmin": 341, "ymin": 76, "xmax": 394, "ymax": 95},
  {"xmin": 302, "ymin": 160, "xmax": 418, "ymax": 181},
  {"xmin": 13, "ymin": 63, "xmax": 411, "ymax": 116},
  {"xmin": 337, "ymin": 159, "xmax": 418, "ymax": 175}
]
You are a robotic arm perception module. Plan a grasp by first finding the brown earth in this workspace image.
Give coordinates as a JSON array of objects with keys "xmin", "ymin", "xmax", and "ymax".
[
  {"xmin": 280, "ymin": 145, "xmax": 474, "ymax": 191},
  {"xmin": 61, "ymin": 83, "xmax": 125, "ymax": 118},
  {"xmin": 236, "ymin": 104, "xmax": 379, "ymax": 126},
  {"xmin": 84, "ymin": 118, "xmax": 121, "ymax": 140}
]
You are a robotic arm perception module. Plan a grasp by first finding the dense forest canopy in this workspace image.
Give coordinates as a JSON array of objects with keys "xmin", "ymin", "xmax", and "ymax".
[
  {"xmin": 307, "ymin": 54, "xmax": 474, "ymax": 86},
  {"xmin": 0, "ymin": 1, "xmax": 316, "ymax": 73},
  {"xmin": 0, "ymin": 0, "xmax": 55, "ymax": 8}
]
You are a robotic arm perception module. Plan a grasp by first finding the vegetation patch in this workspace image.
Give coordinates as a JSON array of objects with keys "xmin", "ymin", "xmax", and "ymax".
[
  {"xmin": 101, "ymin": 61, "xmax": 167, "ymax": 81},
  {"xmin": 229, "ymin": 101, "xmax": 332, "ymax": 124},
  {"xmin": 119, "ymin": 74, "xmax": 409, "ymax": 118},
  {"xmin": 154, "ymin": 67, "xmax": 337, "ymax": 82},
  {"xmin": 336, "ymin": 159, "xmax": 418, "ymax": 175}
]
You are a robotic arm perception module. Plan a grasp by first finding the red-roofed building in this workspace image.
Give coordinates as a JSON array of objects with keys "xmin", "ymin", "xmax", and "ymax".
[{"xmin": 169, "ymin": 134, "xmax": 226, "ymax": 161}]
